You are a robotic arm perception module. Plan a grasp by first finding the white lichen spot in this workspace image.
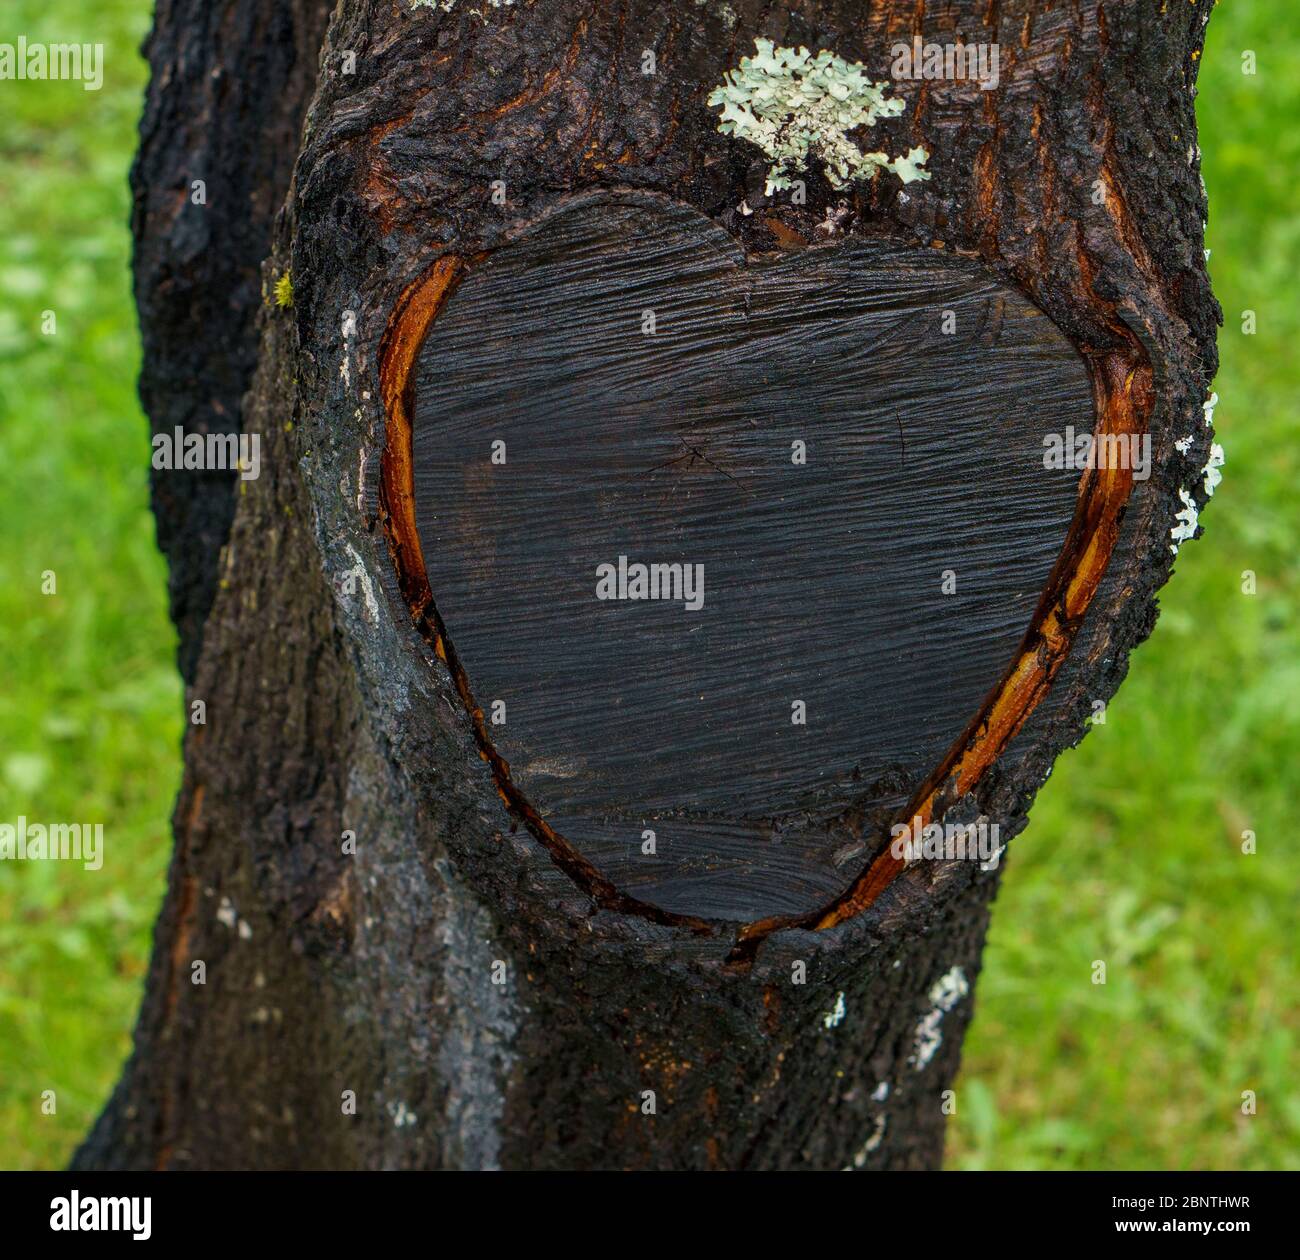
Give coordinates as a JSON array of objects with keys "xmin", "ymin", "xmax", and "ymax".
[
  {"xmin": 1170, "ymin": 488, "xmax": 1200, "ymax": 552},
  {"xmin": 1170, "ymin": 391, "xmax": 1224, "ymax": 554},
  {"xmin": 848, "ymin": 1115, "xmax": 888, "ymax": 1168},
  {"xmin": 910, "ymin": 965, "xmax": 969, "ymax": 1070},
  {"xmin": 823, "ymin": 991, "xmax": 847, "ymax": 1029},
  {"xmin": 871, "ymin": 1080, "xmax": 890, "ymax": 1102},
  {"xmin": 217, "ymin": 896, "xmax": 253, "ymax": 938},
  {"xmin": 343, "ymin": 543, "xmax": 380, "ymax": 623},
  {"xmin": 1204, "ymin": 442, "xmax": 1225, "ymax": 496},
  {"xmin": 411, "ymin": 0, "xmax": 514, "ymax": 10},
  {"xmin": 708, "ymin": 38, "xmax": 929, "ymax": 195}
]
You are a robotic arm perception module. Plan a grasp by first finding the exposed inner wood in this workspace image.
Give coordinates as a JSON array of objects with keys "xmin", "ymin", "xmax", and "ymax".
[
  {"xmin": 379, "ymin": 195, "xmax": 1130, "ymax": 952},
  {"xmin": 736, "ymin": 344, "xmax": 1150, "ymax": 960},
  {"xmin": 379, "ymin": 244, "xmax": 718, "ymax": 935}
]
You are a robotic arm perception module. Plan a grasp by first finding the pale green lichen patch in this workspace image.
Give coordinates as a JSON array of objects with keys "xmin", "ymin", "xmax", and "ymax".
[
  {"xmin": 709, "ymin": 39, "xmax": 929, "ymax": 195},
  {"xmin": 410, "ymin": 0, "xmax": 514, "ymax": 10}
]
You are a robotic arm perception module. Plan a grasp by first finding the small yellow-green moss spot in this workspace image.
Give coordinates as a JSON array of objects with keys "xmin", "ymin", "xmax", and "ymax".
[
  {"xmin": 709, "ymin": 38, "xmax": 930, "ymax": 195},
  {"xmin": 274, "ymin": 273, "xmax": 294, "ymax": 309}
]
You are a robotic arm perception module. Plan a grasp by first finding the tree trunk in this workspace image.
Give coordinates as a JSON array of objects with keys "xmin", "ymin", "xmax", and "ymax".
[{"xmin": 77, "ymin": 0, "xmax": 1218, "ymax": 1171}]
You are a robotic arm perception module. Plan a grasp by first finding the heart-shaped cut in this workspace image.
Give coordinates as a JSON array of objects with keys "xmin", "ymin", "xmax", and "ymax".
[{"xmin": 407, "ymin": 193, "xmax": 1091, "ymax": 923}]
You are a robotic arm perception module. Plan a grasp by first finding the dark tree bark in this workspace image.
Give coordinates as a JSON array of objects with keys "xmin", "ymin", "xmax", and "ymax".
[
  {"xmin": 131, "ymin": 0, "xmax": 332, "ymax": 680},
  {"xmin": 78, "ymin": 0, "xmax": 1218, "ymax": 1171}
]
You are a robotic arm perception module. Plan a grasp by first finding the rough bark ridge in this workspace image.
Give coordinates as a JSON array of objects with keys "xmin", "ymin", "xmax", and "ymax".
[
  {"xmin": 132, "ymin": 0, "xmax": 332, "ymax": 679},
  {"xmin": 79, "ymin": 0, "xmax": 1218, "ymax": 1170}
]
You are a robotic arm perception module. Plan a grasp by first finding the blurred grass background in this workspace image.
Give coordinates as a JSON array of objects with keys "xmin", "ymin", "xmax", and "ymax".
[{"xmin": 0, "ymin": 0, "xmax": 1295, "ymax": 1170}]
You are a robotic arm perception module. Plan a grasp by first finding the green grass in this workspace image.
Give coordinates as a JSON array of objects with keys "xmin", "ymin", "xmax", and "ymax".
[
  {"xmin": 0, "ymin": 0, "xmax": 178, "ymax": 1168},
  {"xmin": 0, "ymin": 0, "xmax": 1295, "ymax": 1170},
  {"xmin": 948, "ymin": 4, "xmax": 1300, "ymax": 1170}
]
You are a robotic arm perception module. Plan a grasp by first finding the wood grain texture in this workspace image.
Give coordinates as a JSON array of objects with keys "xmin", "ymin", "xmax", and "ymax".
[{"xmin": 412, "ymin": 195, "xmax": 1091, "ymax": 921}]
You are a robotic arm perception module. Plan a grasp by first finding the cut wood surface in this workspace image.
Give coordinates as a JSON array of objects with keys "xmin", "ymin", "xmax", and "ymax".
[{"xmin": 412, "ymin": 193, "xmax": 1089, "ymax": 921}]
